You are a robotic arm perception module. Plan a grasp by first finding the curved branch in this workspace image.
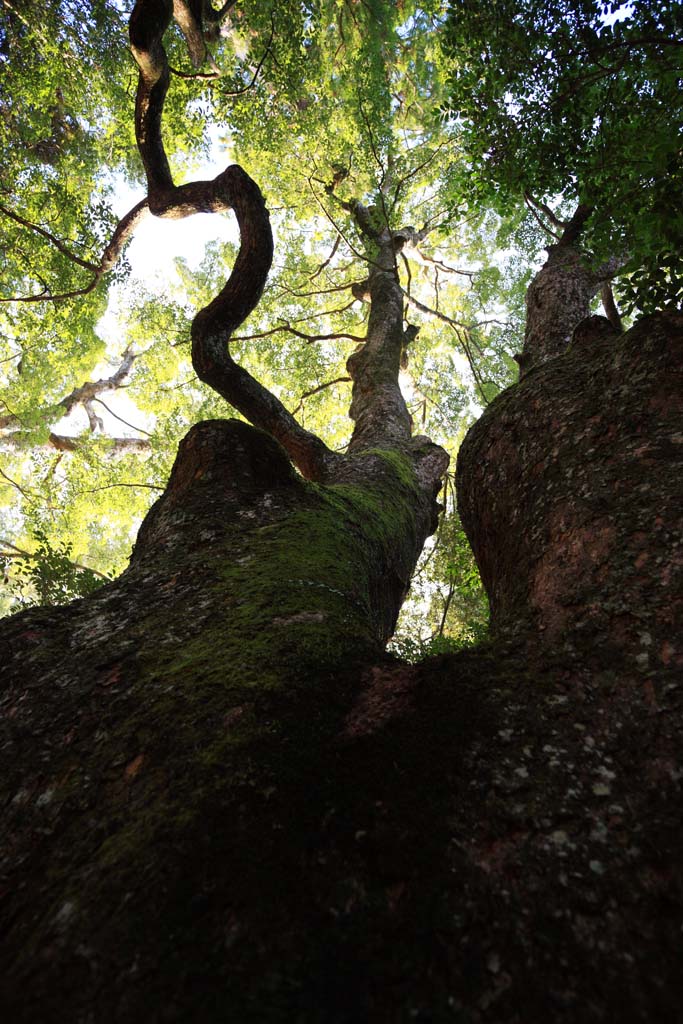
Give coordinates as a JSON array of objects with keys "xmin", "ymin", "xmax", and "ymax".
[
  {"xmin": 129, "ymin": 0, "xmax": 338, "ymax": 482},
  {"xmin": 129, "ymin": 0, "xmax": 175, "ymax": 198}
]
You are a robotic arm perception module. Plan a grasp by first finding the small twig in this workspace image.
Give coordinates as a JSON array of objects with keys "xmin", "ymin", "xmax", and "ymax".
[
  {"xmin": 218, "ymin": 18, "xmax": 274, "ymax": 97},
  {"xmin": 0, "ymin": 465, "xmax": 40, "ymax": 500},
  {"xmin": 91, "ymin": 397, "xmax": 153, "ymax": 436},
  {"xmin": 292, "ymin": 375, "xmax": 351, "ymax": 415}
]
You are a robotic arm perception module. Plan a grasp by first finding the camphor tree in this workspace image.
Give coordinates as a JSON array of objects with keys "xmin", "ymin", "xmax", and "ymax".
[{"xmin": 1, "ymin": 1, "xmax": 682, "ymax": 1021}]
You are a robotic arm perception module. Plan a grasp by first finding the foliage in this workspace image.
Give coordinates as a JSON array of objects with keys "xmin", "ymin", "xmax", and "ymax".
[
  {"xmin": 394, "ymin": 473, "xmax": 489, "ymax": 654},
  {"xmin": 443, "ymin": 0, "xmax": 683, "ymax": 314},
  {"xmin": 2, "ymin": 0, "xmax": 674, "ymax": 635},
  {"xmin": 1, "ymin": 0, "xmax": 521, "ymax": 628},
  {"xmin": 1, "ymin": 528, "xmax": 107, "ymax": 609}
]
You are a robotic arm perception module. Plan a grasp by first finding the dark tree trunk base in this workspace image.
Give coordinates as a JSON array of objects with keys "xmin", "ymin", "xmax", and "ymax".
[
  {"xmin": 1, "ymin": 315, "xmax": 681, "ymax": 1023},
  {"xmin": 1, "ymin": 641, "xmax": 681, "ymax": 1023}
]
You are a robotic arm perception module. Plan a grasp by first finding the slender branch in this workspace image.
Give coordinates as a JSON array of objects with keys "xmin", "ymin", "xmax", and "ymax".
[
  {"xmin": 0, "ymin": 198, "xmax": 149, "ymax": 304},
  {"xmin": 0, "ymin": 539, "xmax": 110, "ymax": 580},
  {"xmin": 233, "ymin": 323, "xmax": 365, "ymax": 345},
  {"xmin": 310, "ymin": 234, "xmax": 341, "ymax": 280},
  {"xmin": 0, "ymin": 202, "xmax": 100, "ymax": 271},
  {"xmin": 75, "ymin": 481, "xmax": 164, "ymax": 494},
  {"xmin": 401, "ymin": 289, "xmax": 470, "ymax": 331},
  {"xmin": 307, "ymin": 178, "xmax": 371, "ymax": 264},
  {"xmin": 0, "ymin": 429, "xmax": 151, "ymax": 455},
  {"xmin": 411, "ymin": 252, "xmax": 475, "ymax": 278},
  {"xmin": 523, "ymin": 191, "xmax": 567, "ymax": 231},
  {"xmin": 292, "ymin": 376, "xmax": 351, "ymax": 415},
  {"xmin": 0, "ymin": 465, "xmax": 40, "ymax": 500},
  {"xmin": 0, "ymin": 278, "xmax": 99, "ymax": 304},
  {"xmin": 436, "ymin": 581, "xmax": 455, "ymax": 637},
  {"xmin": 91, "ymin": 396, "xmax": 154, "ymax": 436},
  {"xmin": 524, "ymin": 193, "xmax": 561, "ymax": 240},
  {"xmin": 219, "ymin": 21, "xmax": 274, "ymax": 97}
]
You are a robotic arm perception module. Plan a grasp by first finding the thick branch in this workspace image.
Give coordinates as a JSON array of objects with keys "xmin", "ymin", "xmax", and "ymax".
[
  {"xmin": 346, "ymin": 231, "xmax": 413, "ymax": 452},
  {"xmin": 129, "ymin": 0, "xmax": 175, "ymax": 197},
  {"xmin": 601, "ymin": 282, "xmax": 623, "ymax": 332},
  {"xmin": 520, "ymin": 205, "xmax": 625, "ymax": 372},
  {"xmin": 172, "ymin": 0, "xmax": 207, "ymax": 68},
  {"xmin": 129, "ymin": 0, "xmax": 338, "ymax": 482}
]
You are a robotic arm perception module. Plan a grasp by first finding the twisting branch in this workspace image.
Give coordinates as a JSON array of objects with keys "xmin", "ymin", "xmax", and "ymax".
[{"xmin": 129, "ymin": 0, "xmax": 339, "ymax": 482}]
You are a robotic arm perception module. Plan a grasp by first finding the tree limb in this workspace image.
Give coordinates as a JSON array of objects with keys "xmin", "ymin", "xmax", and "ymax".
[
  {"xmin": 129, "ymin": 0, "xmax": 339, "ymax": 481},
  {"xmin": 0, "ymin": 202, "xmax": 100, "ymax": 271}
]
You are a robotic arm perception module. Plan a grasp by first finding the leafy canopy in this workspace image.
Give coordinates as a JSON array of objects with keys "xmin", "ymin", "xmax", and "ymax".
[{"xmin": 443, "ymin": 0, "xmax": 683, "ymax": 313}]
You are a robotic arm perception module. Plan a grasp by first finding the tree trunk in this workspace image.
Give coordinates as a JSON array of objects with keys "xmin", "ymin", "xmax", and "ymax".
[
  {"xmin": 519, "ymin": 205, "xmax": 624, "ymax": 375},
  {"xmin": 1, "ymin": 313, "xmax": 682, "ymax": 1022}
]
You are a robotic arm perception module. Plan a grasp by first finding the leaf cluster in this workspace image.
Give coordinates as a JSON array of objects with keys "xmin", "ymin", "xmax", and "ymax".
[{"xmin": 443, "ymin": 0, "xmax": 683, "ymax": 312}]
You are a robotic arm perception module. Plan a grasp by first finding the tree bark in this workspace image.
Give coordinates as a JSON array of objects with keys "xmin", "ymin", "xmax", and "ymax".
[
  {"xmin": 1, "ymin": 313, "xmax": 682, "ymax": 1023},
  {"xmin": 520, "ymin": 206, "xmax": 624, "ymax": 374},
  {"xmin": 458, "ymin": 311, "xmax": 683, "ymax": 663}
]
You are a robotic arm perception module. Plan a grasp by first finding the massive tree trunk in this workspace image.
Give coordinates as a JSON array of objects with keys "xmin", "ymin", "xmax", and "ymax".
[
  {"xmin": 1, "ymin": 2, "xmax": 682, "ymax": 1019},
  {"xmin": 1, "ymin": 313, "xmax": 682, "ymax": 1023}
]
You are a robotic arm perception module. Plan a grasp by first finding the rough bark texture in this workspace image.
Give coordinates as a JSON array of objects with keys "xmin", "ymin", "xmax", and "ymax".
[
  {"xmin": 347, "ymin": 230, "xmax": 414, "ymax": 452},
  {"xmin": 458, "ymin": 311, "xmax": 683, "ymax": 665},
  {"xmin": 1, "ymin": 314, "xmax": 682, "ymax": 1023},
  {"xmin": 520, "ymin": 207, "xmax": 623, "ymax": 374}
]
